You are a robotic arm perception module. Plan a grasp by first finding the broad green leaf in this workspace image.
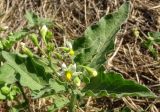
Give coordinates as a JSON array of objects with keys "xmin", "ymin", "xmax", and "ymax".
[
  {"xmin": 31, "ymin": 57, "xmax": 53, "ymax": 74},
  {"xmin": 2, "ymin": 51, "xmax": 44, "ymax": 90},
  {"xmin": 32, "ymin": 79, "xmax": 66, "ymax": 99},
  {"xmin": 0, "ymin": 63, "xmax": 16, "ymax": 84},
  {"xmin": 73, "ymin": 2, "xmax": 130, "ymax": 70},
  {"xmin": 25, "ymin": 57, "xmax": 52, "ymax": 85},
  {"xmin": 84, "ymin": 70, "xmax": 156, "ymax": 98},
  {"xmin": 32, "ymin": 87, "xmax": 53, "ymax": 99},
  {"xmin": 49, "ymin": 79, "xmax": 65, "ymax": 93},
  {"xmin": 48, "ymin": 95, "xmax": 69, "ymax": 112}
]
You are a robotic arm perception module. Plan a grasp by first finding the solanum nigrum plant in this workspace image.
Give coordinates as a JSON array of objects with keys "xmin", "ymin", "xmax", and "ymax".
[{"xmin": 0, "ymin": 2, "xmax": 156, "ymax": 111}]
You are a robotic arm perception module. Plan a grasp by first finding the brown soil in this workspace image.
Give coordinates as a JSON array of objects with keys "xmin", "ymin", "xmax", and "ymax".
[{"xmin": 0, "ymin": 0, "xmax": 160, "ymax": 111}]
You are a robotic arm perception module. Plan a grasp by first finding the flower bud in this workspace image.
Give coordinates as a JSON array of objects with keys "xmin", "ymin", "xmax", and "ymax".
[
  {"xmin": 40, "ymin": 25, "xmax": 48, "ymax": 44},
  {"xmin": 132, "ymin": 27, "xmax": 139, "ymax": 38},
  {"xmin": 30, "ymin": 33, "xmax": 39, "ymax": 46},
  {"xmin": 61, "ymin": 47, "xmax": 70, "ymax": 52},
  {"xmin": 84, "ymin": 66, "xmax": 97, "ymax": 77},
  {"xmin": 22, "ymin": 47, "xmax": 33, "ymax": 57},
  {"xmin": 73, "ymin": 77, "xmax": 81, "ymax": 86},
  {"xmin": 47, "ymin": 42, "xmax": 54, "ymax": 52},
  {"xmin": 46, "ymin": 30, "xmax": 53, "ymax": 41}
]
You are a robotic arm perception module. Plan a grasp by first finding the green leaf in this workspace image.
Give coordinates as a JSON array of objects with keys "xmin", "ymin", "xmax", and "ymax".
[
  {"xmin": 2, "ymin": 31, "xmax": 27, "ymax": 50},
  {"xmin": 49, "ymin": 79, "xmax": 65, "ymax": 93},
  {"xmin": 31, "ymin": 57, "xmax": 53, "ymax": 74},
  {"xmin": 0, "ymin": 41, "xmax": 3, "ymax": 50},
  {"xmin": 0, "ymin": 91, "xmax": 6, "ymax": 100},
  {"xmin": 32, "ymin": 79, "xmax": 66, "ymax": 99},
  {"xmin": 25, "ymin": 57, "xmax": 52, "ymax": 85},
  {"xmin": 148, "ymin": 32, "xmax": 160, "ymax": 44},
  {"xmin": 53, "ymin": 96, "xmax": 69, "ymax": 109},
  {"xmin": 73, "ymin": 2, "xmax": 130, "ymax": 70},
  {"xmin": 84, "ymin": 70, "xmax": 156, "ymax": 98},
  {"xmin": 2, "ymin": 51, "xmax": 44, "ymax": 90},
  {"xmin": 25, "ymin": 11, "xmax": 52, "ymax": 27},
  {"xmin": 48, "ymin": 95, "xmax": 69, "ymax": 111},
  {"xmin": 32, "ymin": 87, "xmax": 52, "ymax": 99},
  {"xmin": 148, "ymin": 32, "xmax": 160, "ymax": 39},
  {"xmin": 25, "ymin": 11, "xmax": 37, "ymax": 27},
  {"xmin": 0, "ymin": 63, "xmax": 16, "ymax": 84},
  {"xmin": 142, "ymin": 32, "xmax": 160, "ymax": 59},
  {"xmin": 9, "ymin": 107, "xmax": 19, "ymax": 112}
]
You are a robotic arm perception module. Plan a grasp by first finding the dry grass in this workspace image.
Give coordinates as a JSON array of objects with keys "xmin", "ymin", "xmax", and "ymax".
[{"xmin": 0, "ymin": 0, "xmax": 160, "ymax": 111}]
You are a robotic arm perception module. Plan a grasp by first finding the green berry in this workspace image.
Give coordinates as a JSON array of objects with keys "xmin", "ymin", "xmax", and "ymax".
[{"xmin": 1, "ymin": 86, "xmax": 10, "ymax": 95}]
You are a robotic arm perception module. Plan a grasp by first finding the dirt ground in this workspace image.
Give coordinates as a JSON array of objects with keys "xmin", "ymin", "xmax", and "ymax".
[{"xmin": 0, "ymin": 0, "xmax": 160, "ymax": 111}]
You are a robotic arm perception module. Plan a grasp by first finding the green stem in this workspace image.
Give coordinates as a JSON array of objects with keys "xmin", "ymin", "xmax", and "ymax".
[
  {"xmin": 47, "ymin": 53, "xmax": 59, "ymax": 76},
  {"xmin": 69, "ymin": 92, "xmax": 77, "ymax": 112},
  {"xmin": 38, "ymin": 45, "xmax": 48, "ymax": 57},
  {"xmin": 38, "ymin": 45, "xmax": 58, "ymax": 75}
]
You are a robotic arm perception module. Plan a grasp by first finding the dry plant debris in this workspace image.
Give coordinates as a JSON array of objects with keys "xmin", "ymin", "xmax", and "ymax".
[{"xmin": 0, "ymin": 0, "xmax": 160, "ymax": 111}]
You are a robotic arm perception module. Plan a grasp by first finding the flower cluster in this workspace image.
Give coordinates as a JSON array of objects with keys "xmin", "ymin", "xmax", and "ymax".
[
  {"xmin": 59, "ymin": 63, "xmax": 82, "ymax": 86},
  {"xmin": 58, "ymin": 63, "xmax": 98, "ymax": 87}
]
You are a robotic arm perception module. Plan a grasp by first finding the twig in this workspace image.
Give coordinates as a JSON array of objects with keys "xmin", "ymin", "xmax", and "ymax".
[
  {"xmin": 149, "ymin": 5, "xmax": 160, "ymax": 10},
  {"xmin": 127, "ymin": 44, "xmax": 140, "ymax": 83},
  {"xmin": 122, "ymin": 97, "xmax": 140, "ymax": 111},
  {"xmin": 141, "ymin": 75, "xmax": 157, "ymax": 83},
  {"xmin": 149, "ymin": 83, "xmax": 160, "ymax": 88},
  {"xmin": 84, "ymin": 0, "xmax": 87, "ymax": 26},
  {"xmin": 86, "ymin": 96, "xmax": 91, "ymax": 107},
  {"xmin": 79, "ymin": 107, "xmax": 85, "ymax": 112},
  {"xmin": 107, "ymin": 38, "xmax": 124, "ymax": 68}
]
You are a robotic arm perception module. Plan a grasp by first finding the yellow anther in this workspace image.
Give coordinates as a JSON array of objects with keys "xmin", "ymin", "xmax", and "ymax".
[
  {"xmin": 69, "ymin": 49, "xmax": 74, "ymax": 56},
  {"xmin": 65, "ymin": 71, "xmax": 72, "ymax": 81}
]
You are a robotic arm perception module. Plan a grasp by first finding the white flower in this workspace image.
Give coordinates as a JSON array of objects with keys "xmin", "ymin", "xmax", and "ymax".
[
  {"xmin": 62, "ymin": 63, "xmax": 67, "ymax": 70},
  {"xmin": 59, "ymin": 63, "xmax": 82, "ymax": 81},
  {"xmin": 65, "ymin": 41, "xmax": 72, "ymax": 49}
]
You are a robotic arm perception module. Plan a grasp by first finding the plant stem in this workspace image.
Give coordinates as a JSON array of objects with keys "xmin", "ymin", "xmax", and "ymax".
[
  {"xmin": 69, "ymin": 92, "xmax": 77, "ymax": 112},
  {"xmin": 16, "ymin": 82, "xmax": 32, "ymax": 112},
  {"xmin": 47, "ymin": 53, "xmax": 59, "ymax": 76}
]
